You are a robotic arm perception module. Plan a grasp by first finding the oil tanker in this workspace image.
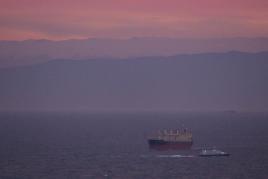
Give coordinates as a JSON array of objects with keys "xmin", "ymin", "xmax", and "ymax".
[{"xmin": 148, "ymin": 129, "xmax": 193, "ymax": 150}]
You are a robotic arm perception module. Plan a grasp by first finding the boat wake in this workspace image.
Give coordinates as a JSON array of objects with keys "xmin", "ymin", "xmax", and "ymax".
[
  {"xmin": 139, "ymin": 154, "xmax": 195, "ymax": 158},
  {"xmin": 156, "ymin": 154, "xmax": 195, "ymax": 158}
]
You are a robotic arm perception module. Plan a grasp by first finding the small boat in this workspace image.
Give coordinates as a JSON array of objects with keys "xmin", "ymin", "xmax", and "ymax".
[{"xmin": 199, "ymin": 149, "xmax": 230, "ymax": 157}]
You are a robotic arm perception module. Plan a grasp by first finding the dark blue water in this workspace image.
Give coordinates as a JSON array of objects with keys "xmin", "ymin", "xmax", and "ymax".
[{"xmin": 0, "ymin": 112, "xmax": 268, "ymax": 179}]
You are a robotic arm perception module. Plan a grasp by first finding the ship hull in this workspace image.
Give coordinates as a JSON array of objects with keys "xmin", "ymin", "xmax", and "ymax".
[{"xmin": 148, "ymin": 139, "xmax": 193, "ymax": 150}]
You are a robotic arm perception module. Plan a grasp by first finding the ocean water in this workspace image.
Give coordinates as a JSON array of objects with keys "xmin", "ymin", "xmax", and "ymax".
[{"xmin": 0, "ymin": 112, "xmax": 268, "ymax": 179}]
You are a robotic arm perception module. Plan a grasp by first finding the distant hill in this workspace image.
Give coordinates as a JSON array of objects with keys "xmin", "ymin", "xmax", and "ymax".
[
  {"xmin": 0, "ymin": 51, "xmax": 267, "ymax": 112},
  {"xmin": 1, "ymin": 37, "xmax": 268, "ymax": 67}
]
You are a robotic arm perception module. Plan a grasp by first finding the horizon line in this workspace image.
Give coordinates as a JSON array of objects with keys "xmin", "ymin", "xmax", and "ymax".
[{"xmin": 1, "ymin": 36, "xmax": 268, "ymax": 42}]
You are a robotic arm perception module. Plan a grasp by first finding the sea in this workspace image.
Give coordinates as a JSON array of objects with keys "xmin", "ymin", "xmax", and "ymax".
[{"xmin": 0, "ymin": 111, "xmax": 268, "ymax": 179}]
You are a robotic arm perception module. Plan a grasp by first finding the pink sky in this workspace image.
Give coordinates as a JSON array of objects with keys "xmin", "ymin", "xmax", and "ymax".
[{"xmin": 0, "ymin": 0, "xmax": 268, "ymax": 40}]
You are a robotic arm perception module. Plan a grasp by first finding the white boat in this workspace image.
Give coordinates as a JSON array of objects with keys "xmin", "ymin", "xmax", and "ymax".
[{"xmin": 199, "ymin": 149, "xmax": 230, "ymax": 157}]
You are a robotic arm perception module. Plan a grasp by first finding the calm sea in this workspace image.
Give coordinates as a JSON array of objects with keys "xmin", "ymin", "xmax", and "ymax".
[{"xmin": 0, "ymin": 112, "xmax": 268, "ymax": 179}]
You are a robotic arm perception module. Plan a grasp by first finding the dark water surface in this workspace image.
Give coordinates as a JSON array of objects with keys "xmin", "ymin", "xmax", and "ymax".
[{"xmin": 0, "ymin": 112, "xmax": 268, "ymax": 179}]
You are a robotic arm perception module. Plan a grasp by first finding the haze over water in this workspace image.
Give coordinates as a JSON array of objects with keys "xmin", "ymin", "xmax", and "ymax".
[{"xmin": 0, "ymin": 112, "xmax": 268, "ymax": 179}]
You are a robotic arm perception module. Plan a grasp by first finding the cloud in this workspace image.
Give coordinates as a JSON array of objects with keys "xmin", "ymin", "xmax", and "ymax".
[{"xmin": 0, "ymin": 0, "xmax": 268, "ymax": 40}]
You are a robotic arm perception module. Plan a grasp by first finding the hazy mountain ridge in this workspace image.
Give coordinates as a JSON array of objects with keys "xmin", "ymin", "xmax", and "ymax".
[
  {"xmin": 1, "ymin": 37, "xmax": 268, "ymax": 67},
  {"xmin": 1, "ymin": 51, "xmax": 268, "ymax": 111}
]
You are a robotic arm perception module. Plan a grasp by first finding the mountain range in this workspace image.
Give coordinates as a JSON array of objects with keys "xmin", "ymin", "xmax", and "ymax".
[
  {"xmin": 0, "ymin": 51, "xmax": 267, "ymax": 112},
  {"xmin": 1, "ymin": 37, "xmax": 268, "ymax": 67}
]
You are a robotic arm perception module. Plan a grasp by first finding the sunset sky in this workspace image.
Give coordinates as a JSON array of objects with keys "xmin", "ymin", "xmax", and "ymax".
[{"xmin": 0, "ymin": 0, "xmax": 268, "ymax": 40}]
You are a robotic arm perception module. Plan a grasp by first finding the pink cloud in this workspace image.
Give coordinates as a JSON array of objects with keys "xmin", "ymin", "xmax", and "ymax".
[{"xmin": 0, "ymin": 0, "xmax": 268, "ymax": 40}]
